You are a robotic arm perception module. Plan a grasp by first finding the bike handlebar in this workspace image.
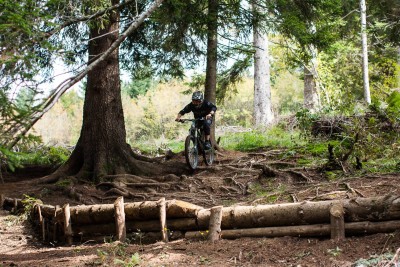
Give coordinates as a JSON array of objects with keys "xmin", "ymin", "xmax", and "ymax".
[{"xmin": 176, "ymin": 118, "xmax": 205, "ymax": 123}]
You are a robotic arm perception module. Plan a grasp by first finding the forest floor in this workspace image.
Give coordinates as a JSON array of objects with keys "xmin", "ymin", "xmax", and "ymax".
[{"xmin": 1, "ymin": 149, "xmax": 400, "ymax": 266}]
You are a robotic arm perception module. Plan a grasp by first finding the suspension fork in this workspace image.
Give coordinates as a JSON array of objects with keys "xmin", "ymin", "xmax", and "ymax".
[{"xmin": 191, "ymin": 122, "xmax": 198, "ymax": 148}]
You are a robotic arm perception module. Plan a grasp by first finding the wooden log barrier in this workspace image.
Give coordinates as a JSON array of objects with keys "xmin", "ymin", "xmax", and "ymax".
[
  {"xmin": 2, "ymin": 194, "xmax": 400, "ymax": 243},
  {"xmin": 114, "ymin": 197, "xmax": 126, "ymax": 242}
]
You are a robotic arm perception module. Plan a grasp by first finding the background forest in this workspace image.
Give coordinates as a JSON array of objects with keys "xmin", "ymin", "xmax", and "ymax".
[
  {"xmin": 0, "ymin": 0, "xmax": 399, "ymax": 179},
  {"xmin": 1, "ymin": 1, "xmax": 400, "ymax": 266}
]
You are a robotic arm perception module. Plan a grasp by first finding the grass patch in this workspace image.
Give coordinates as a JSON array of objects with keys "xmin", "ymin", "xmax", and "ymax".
[{"xmin": 220, "ymin": 127, "xmax": 305, "ymax": 152}]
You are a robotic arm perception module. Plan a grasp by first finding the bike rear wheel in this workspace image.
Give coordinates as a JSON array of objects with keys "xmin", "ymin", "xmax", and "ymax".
[
  {"xmin": 203, "ymin": 146, "xmax": 214, "ymax": 166},
  {"xmin": 185, "ymin": 135, "xmax": 198, "ymax": 170}
]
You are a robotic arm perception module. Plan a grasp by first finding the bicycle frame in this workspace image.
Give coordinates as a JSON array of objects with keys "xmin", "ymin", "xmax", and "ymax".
[
  {"xmin": 184, "ymin": 118, "xmax": 205, "ymax": 151},
  {"xmin": 179, "ymin": 118, "xmax": 213, "ymax": 170}
]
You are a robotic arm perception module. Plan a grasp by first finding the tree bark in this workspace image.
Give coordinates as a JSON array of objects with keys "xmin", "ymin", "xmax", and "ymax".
[
  {"xmin": 63, "ymin": 204, "xmax": 73, "ymax": 245},
  {"xmin": 360, "ymin": 0, "xmax": 371, "ymax": 104},
  {"xmin": 330, "ymin": 203, "xmax": 345, "ymax": 241},
  {"xmin": 204, "ymin": 0, "xmax": 218, "ymax": 145},
  {"xmin": 208, "ymin": 205, "xmax": 223, "ymax": 241},
  {"xmin": 253, "ymin": 3, "xmax": 274, "ymax": 127},
  {"xmin": 158, "ymin": 197, "xmax": 168, "ymax": 242},
  {"xmin": 114, "ymin": 196, "xmax": 126, "ymax": 242}
]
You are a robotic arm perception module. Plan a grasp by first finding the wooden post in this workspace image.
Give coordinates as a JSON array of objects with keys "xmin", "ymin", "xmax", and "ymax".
[
  {"xmin": 158, "ymin": 197, "xmax": 168, "ymax": 242},
  {"xmin": 53, "ymin": 205, "xmax": 61, "ymax": 243},
  {"xmin": 63, "ymin": 204, "xmax": 73, "ymax": 245},
  {"xmin": 114, "ymin": 196, "xmax": 126, "ymax": 242},
  {"xmin": 0, "ymin": 194, "xmax": 4, "ymax": 209},
  {"xmin": 330, "ymin": 203, "xmax": 345, "ymax": 241},
  {"xmin": 208, "ymin": 206, "xmax": 223, "ymax": 242},
  {"xmin": 36, "ymin": 205, "xmax": 46, "ymax": 241}
]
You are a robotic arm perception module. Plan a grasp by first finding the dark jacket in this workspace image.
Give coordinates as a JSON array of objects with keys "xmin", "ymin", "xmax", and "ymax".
[{"xmin": 179, "ymin": 101, "xmax": 217, "ymax": 119}]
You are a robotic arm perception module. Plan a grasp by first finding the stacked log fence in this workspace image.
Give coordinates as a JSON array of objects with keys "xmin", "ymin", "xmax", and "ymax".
[{"xmin": 1, "ymin": 194, "xmax": 399, "ymax": 245}]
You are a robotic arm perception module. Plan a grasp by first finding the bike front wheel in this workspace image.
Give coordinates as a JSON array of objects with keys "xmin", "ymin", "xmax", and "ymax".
[{"xmin": 185, "ymin": 136, "xmax": 198, "ymax": 170}]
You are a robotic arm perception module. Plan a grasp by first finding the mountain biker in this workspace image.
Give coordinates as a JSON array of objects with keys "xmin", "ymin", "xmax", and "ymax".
[{"xmin": 175, "ymin": 91, "xmax": 217, "ymax": 150}]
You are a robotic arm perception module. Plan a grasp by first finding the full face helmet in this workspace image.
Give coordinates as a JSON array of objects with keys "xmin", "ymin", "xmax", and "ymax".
[{"xmin": 191, "ymin": 91, "xmax": 204, "ymax": 108}]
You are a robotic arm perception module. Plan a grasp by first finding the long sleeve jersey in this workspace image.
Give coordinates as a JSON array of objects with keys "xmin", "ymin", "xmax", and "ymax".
[{"xmin": 179, "ymin": 101, "xmax": 217, "ymax": 119}]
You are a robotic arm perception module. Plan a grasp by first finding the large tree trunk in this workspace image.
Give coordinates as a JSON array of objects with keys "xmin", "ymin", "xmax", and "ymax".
[
  {"xmin": 253, "ymin": 3, "xmax": 274, "ymax": 127},
  {"xmin": 42, "ymin": 0, "xmax": 184, "ymax": 183},
  {"xmin": 204, "ymin": 0, "xmax": 218, "ymax": 144}
]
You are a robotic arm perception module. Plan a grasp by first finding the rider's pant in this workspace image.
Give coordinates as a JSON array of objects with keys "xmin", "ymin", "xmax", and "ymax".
[
  {"xmin": 203, "ymin": 119, "xmax": 212, "ymax": 135},
  {"xmin": 195, "ymin": 119, "xmax": 213, "ymax": 135}
]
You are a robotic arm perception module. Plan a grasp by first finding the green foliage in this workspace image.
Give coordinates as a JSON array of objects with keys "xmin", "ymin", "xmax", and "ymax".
[
  {"xmin": 354, "ymin": 252, "xmax": 397, "ymax": 266},
  {"xmin": 60, "ymin": 90, "xmax": 83, "ymax": 117},
  {"xmin": 295, "ymin": 108, "xmax": 321, "ymax": 133},
  {"xmin": 318, "ymin": 39, "xmax": 398, "ymax": 110},
  {"xmin": 318, "ymin": 41, "xmax": 364, "ymax": 109},
  {"xmin": 25, "ymin": 146, "xmax": 70, "ymax": 166},
  {"xmin": 0, "ymin": 146, "xmax": 23, "ymax": 172},
  {"xmin": 216, "ymin": 55, "xmax": 253, "ymax": 103},
  {"xmin": 220, "ymin": 127, "xmax": 304, "ymax": 152},
  {"xmin": 114, "ymin": 253, "xmax": 141, "ymax": 267},
  {"xmin": 122, "ymin": 77, "xmax": 155, "ymax": 99},
  {"xmin": 387, "ymin": 91, "xmax": 400, "ymax": 122},
  {"xmin": 295, "ymin": 99, "xmax": 400, "ymax": 174},
  {"xmin": 21, "ymin": 194, "xmax": 42, "ymax": 220},
  {"xmin": 220, "ymin": 108, "xmax": 253, "ymax": 127},
  {"xmin": 136, "ymin": 101, "xmax": 163, "ymax": 139},
  {"xmin": 0, "ymin": 144, "xmax": 69, "ymax": 172},
  {"xmin": 267, "ymin": 0, "xmax": 343, "ymax": 63},
  {"xmin": 327, "ymin": 246, "xmax": 342, "ymax": 257}
]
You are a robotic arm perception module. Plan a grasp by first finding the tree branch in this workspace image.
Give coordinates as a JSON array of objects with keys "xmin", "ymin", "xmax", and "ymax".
[
  {"xmin": 45, "ymin": 0, "xmax": 138, "ymax": 37},
  {"xmin": 8, "ymin": 0, "xmax": 165, "ymax": 148}
]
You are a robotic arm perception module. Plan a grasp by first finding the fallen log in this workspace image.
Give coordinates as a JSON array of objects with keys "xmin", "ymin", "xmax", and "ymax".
[
  {"xmin": 72, "ymin": 218, "xmax": 198, "ymax": 236},
  {"xmin": 185, "ymin": 220, "xmax": 400, "ymax": 239},
  {"xmin": 196, "ymin": 195, "xmax": 400, "ymax": 229}
]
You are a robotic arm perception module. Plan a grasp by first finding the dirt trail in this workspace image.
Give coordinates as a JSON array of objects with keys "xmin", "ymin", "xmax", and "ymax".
[{"xmin": 1, "ymin": 151, "xmax": 400, "ymax": 266}]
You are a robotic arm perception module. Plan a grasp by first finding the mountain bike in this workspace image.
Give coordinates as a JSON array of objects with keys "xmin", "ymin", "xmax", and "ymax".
[{"xmin": 178, "ymin": 118, "xmax": 215, "ymax": 170}]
